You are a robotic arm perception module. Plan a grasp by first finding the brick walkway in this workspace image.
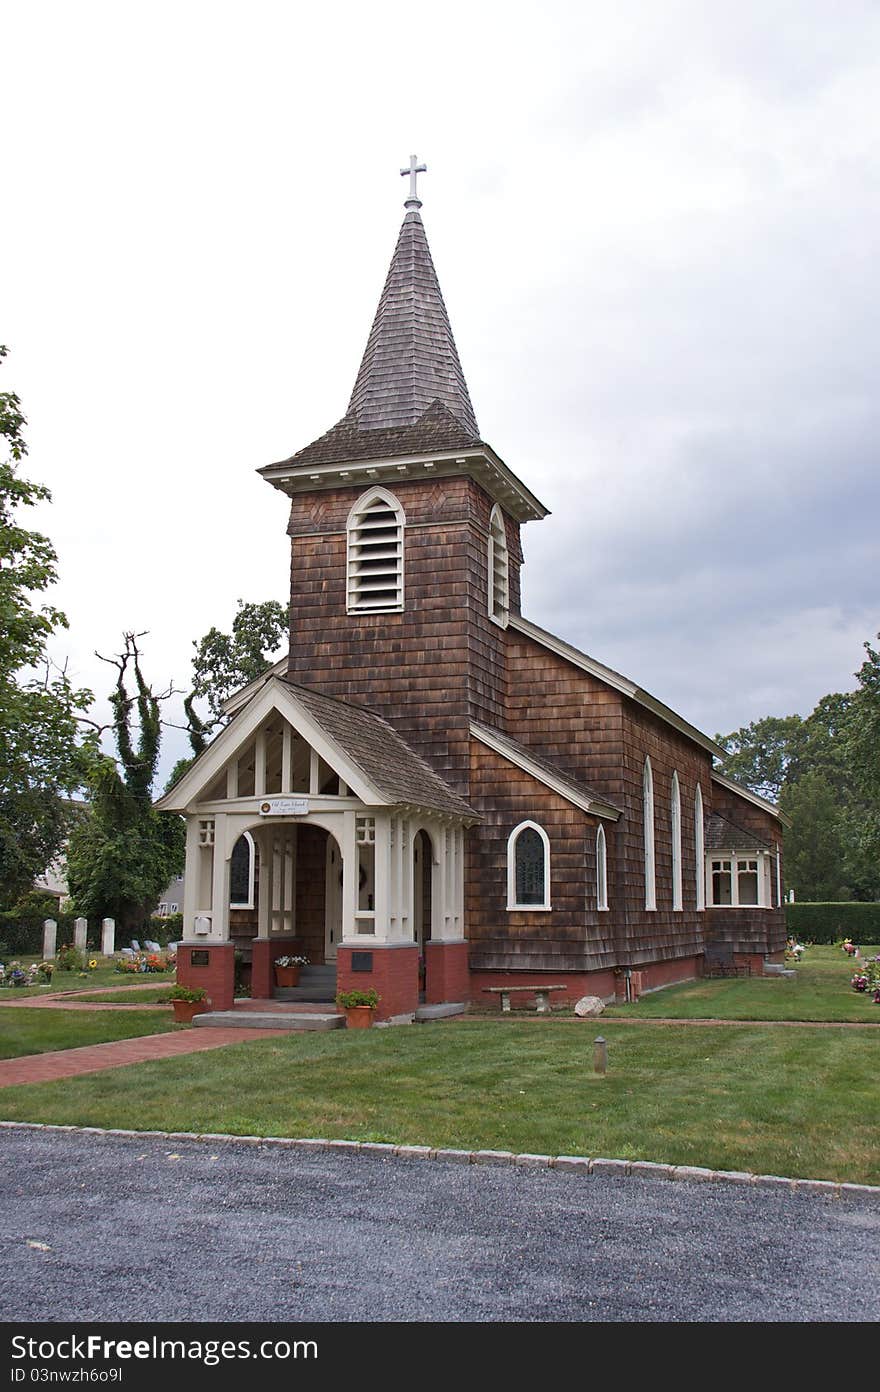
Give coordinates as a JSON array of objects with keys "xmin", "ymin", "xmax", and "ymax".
[{"xmin": 0, "ymin": 1027, "xmax": 286, "ymax": 1089}]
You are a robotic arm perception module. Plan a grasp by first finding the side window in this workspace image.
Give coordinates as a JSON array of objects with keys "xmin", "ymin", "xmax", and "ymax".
[
  {"xmin": 230, "ymin": 832, "xmax": 255, "ymax": 909},
  {"xmin": 507, "ymin": 821, "xmax": 550, "ymax": 910},
  {"xmin": 596, "ymin": 825, "xmax": 608, "ymax": 910},
  {"xmin": 643, "ymin": 757, "xmax": 656, "ymax": 910},
  {"xmin": 488, "ymin": 504, "xmax": 509, "ymax": 627}
]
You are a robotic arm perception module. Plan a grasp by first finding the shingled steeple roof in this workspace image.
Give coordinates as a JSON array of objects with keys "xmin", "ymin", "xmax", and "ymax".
[{"xmin": 346, "ymin": 206, "xmax": 479, "ymax": 436}]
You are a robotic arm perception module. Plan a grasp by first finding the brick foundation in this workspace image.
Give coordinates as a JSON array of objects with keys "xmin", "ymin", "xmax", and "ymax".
[
  {"xmin": 176, "ymin": 942, "xmax": 236, "ymax": 1012},
  {"xmin": 251, "ymin": 937, "xmax": 302, "ymax": 1000},
  {"xmin": 425, "ymin": 941, "xmax": 470, "ymax": 1004},
  {"xmin": 336, "ymin": 943, "xmax": 419, "ymax": 1022}
]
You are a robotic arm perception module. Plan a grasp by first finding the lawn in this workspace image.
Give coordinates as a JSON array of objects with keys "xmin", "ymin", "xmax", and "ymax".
[
  {"xmin": 0, "ymin": 1008, "xmax": 181, "ymax": 1059},
  {"xmin": 0, "ymin": 956, "xmax": 175, "ymax": 998},
  {"xmin": 0, "ymin": 1019, "xmax": 877, "ymax": 1184},
  {"xmin": 604, "ymin": 944, "xmax": 880, "ymax": 1023},
  {"xmin": 71, "ymin": 988, "xmax": 173, "ymax": 1004}
]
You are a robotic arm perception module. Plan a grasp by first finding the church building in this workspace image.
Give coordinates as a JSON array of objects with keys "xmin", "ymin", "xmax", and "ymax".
[{"xmin": 158, "ymin": 161, "xmax": 786, "ymax": 1022}]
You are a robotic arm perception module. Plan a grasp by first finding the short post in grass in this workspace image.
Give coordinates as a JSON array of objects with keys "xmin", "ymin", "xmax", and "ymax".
[
  {"xmin": 101, "ymin": 917, "xmax": 115, "ymax": 956},
  {"xmin": 593, "ymin": 1036, "xmax": 607, "ymax": 1076},
  {"xmin": 42, "ymin": 919, "xmax": 57, "ymax": 960}
]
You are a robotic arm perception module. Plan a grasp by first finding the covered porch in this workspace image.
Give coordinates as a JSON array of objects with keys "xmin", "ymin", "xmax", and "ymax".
[{"xmin": 155, "ymin": 677, "xmax": 477, "ymax": 1021}]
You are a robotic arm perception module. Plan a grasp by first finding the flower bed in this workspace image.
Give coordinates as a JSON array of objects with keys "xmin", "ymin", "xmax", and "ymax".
[{"xmin": 115, "ymin": 952, "xmax": 176, "ymax": 975}]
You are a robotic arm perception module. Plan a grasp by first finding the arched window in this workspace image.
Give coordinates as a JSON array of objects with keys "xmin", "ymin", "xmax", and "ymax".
[
  {"xmin": 596, "ymin": 825, "xmax": 608, "ymax": 910},
  {"xmin": 643, "ymin": 757, "xmax": 656, "ymax": 911},
  {"xmin": 507, "ymin": 821, "xmax": 550, "ymax": 910},
  {"xmin": 671, "ymin": 771, "xmax": 682, "ymax": 911},
  {"xmin": 488, "ymin": 504, "xmax": 509, "ymax": 627},
  {"xmin": 347, "ymin": 488, "xmax": 405, "ymax": 613},
  {"xmin": 229, "ymin": 831, "xmax": 255, "ymax": 909},
  {"xmin": 695, "ymin": 784, "xmax": 705, "ymax": 911}
]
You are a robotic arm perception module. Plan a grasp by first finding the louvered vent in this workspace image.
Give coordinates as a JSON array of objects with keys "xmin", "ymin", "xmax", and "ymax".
[
  {"xmin": 488, "ymin": 504, "xmax": 509, "ymax": 626},
  {"xmin": 347, "ymin": 491, "xmax": 404, "ymax": 613}
]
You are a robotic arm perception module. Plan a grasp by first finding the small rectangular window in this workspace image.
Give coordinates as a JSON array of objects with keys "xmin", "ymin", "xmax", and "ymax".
[{"xmin": 711, "ymin": 860, "xmax": 732, "ymax": 906}]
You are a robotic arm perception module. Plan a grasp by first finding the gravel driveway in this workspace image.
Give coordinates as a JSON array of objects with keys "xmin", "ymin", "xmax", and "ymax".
[{"xmin": 1, "ymin": 1127, "xmax": 878, "ymax": 1323}]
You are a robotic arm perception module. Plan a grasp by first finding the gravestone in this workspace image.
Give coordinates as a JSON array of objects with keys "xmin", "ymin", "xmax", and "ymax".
[
  {"xmin": 73, "ymin": 917, "xmax": 88, "ymax": 951},
  {"xmin": 101, "ymin": 917, "xmax": 115, "ymax": 956},
  {"xmin": 42, "ymin": 919, "xmax": 57, "ymax": 960}
]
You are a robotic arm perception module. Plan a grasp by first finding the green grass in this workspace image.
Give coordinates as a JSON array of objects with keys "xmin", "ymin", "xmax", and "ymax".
[
  {"xmin": 0, "ymin": 956, "xmax": 175, "ymax": 998},
  {"xmin": 604, "ymin": 945, "xmax": 880, "ymax": 1023},
  {"xmin": 0, "ymin": 1008, "xmax": 181, "ymax": 1059},
  {"xmin": 0, "ymin": 1019, "xmax": 877, "ymax": 1184}
]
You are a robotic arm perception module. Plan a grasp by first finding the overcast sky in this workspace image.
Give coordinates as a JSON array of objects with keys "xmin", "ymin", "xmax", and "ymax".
[{"xmin": 5, "ymin": 0, "xmax": 879, "ymax": 788}]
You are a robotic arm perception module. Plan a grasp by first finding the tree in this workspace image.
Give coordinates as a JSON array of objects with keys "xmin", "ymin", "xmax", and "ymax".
[
  {"xmin": 190, "ymin": 599, "xmax": 289, "ymax": 730},
  {"xmin": 778, "ymin": 772, "xmax": 848, "ymax": 901},
  {"xmin": 66, "ymin": 634, "xmax": 183, "ymax": 933},
  {"xmin": 0, "ymin": 346, "xmax": 94, "ymax": 908},
  {"xmin": 714, "ymin": 715, "xmax": 805, "ymax": 801}
]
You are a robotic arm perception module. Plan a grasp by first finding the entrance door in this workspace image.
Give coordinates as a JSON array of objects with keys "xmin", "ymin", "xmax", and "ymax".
[{"xmin": 324, "ymin": 837, "xmax": 342, "ymax": 962}]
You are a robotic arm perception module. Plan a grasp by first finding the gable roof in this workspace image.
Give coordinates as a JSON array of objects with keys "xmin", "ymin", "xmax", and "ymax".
[
  {"xmin": 470, "ymin": 721, "xmax": 621, "ymax": 820},
  {"xmin": 157, "ymin": 677, "xmax": 477, "ymax": 823},
  {"xmin": 508, "ymin": 614, "xmax": 724, "ymax": 759},
  {"xmin": 705, "ymin": 812, "xmax": 774, "ymax": 853}
]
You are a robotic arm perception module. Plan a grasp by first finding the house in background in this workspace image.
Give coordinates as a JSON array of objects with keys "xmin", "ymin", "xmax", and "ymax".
[{"xmin": 158, "ymin": 167, "xmax": 785, "ymax": 1020}]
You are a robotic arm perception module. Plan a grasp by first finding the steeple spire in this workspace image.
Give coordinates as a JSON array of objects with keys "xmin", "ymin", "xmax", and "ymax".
[{"xmin": 346, "ymin": 159, "xmax": 479, "ymax": 436}]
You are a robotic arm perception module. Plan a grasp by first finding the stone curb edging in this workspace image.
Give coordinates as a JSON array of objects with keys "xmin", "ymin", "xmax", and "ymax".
[{"xmin": 0, "ymin": 1120, "xmax": 877, "ymax": 1201}]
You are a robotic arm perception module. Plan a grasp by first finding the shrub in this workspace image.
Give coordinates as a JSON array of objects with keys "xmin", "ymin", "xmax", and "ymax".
[
  {"xmin": 335, "ymin": 988, "xmax": 379, "ymax": 1010},
  {"xmin": 56, "ymin": 944, "xmax": 86, "ymax": 972},
  {"xmin": 785, "ymin": 903, "xmax": 880, "ymax": 945},
  {"xmin": 148, "ymin": 913, "xmax": 183, "ymax": 946},
  {"xmin": 168, "ymin": 984, "xmax": 206, "ymax": 1002},
  {"xmin": 0, "ymin": 903, "xmax": 75, "ymax": 956}
]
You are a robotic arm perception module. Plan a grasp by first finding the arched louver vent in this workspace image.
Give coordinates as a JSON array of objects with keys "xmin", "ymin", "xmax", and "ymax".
[
  {"xmin": 488, "ymin": 504, "xmax": 509, "ymax": 626},
  {"xmin": 347, "ymin": 490, "xmax": 404, "ymax": 613}
]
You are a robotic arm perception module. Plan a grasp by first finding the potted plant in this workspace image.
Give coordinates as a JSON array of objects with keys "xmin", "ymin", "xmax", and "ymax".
[
  {"xmin": 274, "ymin": 954, "xmax": 309, "ymax": 988},
  {"xmin": 168, "ymin": 984, "xmax": 208, "ymax": 1023},
  {"xmin": 336, "ymin": 987, "xmax": 380, "ymax": 1029}
]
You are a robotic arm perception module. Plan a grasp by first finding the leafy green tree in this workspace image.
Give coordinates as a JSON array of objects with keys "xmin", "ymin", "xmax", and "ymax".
[
  {"xmin": 0, "ymin": 346, "xmax": 94, "ymax": 908},
  {"xmin": 66, "ymin": 634, "xmax": 183, "ymax": 933},
  {"xmin": 714, "ymin": 715, "xmax": 805, "ymax": 801},
  {"xmin": 189, "ymin": 599, "xmax": 289, "ymax": 730},
  {"xmin": 779, "ymin": 771, "xmax": 849, "ymax": 901}
]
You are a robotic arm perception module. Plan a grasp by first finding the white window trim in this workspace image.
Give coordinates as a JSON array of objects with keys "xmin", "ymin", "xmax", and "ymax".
[
  {"xmin": 671, "ymin": 771, "xmax": 682, "ymax": 912},
  {"xmin": 695, "ymin": 784, "xmax": 705, "ymax": 912},
  {"xmin": 230, "ymin": 830, "xmax": 256, "ymax": 909},
  {"xmin": 346, "ymin": 486, "xmax": 405, "ymax": 615},
  {"xmin": 596, "ymin": 824, "xmax": 608, "ymax": 911},
  {"xmin": 706, "ymin": 851, "xmax": 768, "ymax": 908},
  {"xmin": 506, "ymin": 820, "xmax": 551, "ymax": 911},
  {"xmin": 487, "ymin": 503, "xmax": 509, "ymax": 629},
  {"xmin": 643, "ymin": 757, "xmax": 656, "ymax": 911}
]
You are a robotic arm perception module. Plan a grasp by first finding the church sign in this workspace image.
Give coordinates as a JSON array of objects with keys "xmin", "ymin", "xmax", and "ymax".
[{"xmin": 259, "ymin": 797, "xmax": 309, "ymax": 817}]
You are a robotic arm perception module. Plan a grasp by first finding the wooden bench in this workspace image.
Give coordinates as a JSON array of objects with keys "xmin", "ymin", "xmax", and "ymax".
[
  {"xmin": 482, "ymin": 985, "xmax": 567, "ymax": 1015},
  {"xmin": 704, "ymin": 945, "xmax": 751, "ymax": 979}
]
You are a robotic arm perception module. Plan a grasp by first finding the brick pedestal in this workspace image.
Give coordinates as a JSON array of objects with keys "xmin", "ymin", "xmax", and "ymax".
[
  {"xmin": 176, "ymin": 942, "xmax": 236, "ymax": 1012},
  {"xmin": 336, "ymin": 943, "xmax": 419, "ymax": 1022},
  {"xmin": 424, "ymin": 940, "xmax": 469, "ymax": 1004},
  {"xmin": 251, "ymin": 937, "xmax": 302, "ymax": 999}
]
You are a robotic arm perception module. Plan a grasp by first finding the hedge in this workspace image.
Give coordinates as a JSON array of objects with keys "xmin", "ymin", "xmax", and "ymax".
[
  {"xmin": 785, "ymin": 902, "xmax": 880, "ymax": 945},
  {"xmin": 0, "ymin": 907, "xmax": 76, "ymax": 957}
]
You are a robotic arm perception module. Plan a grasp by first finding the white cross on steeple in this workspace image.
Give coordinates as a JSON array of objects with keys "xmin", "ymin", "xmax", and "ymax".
[{"xmin": 400, "ymin": 154, "xmax": 427, "ymax": 204}]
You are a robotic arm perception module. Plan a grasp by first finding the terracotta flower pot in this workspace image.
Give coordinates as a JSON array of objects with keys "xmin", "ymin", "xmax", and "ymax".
[
  {"xmin": 171, "ymin": 999, "xmax": 208, "ymax": 1024},
  {"xmin": 274, "ymin": 966, "xmax": 301, "ymax": 988},
  {"xmin": 343, "ymin": 1005, "xmax": 375, "ymax": 1029}
]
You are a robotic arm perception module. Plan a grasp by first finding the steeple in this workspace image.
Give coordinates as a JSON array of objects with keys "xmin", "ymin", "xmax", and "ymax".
[{"xmin": 346, "ymin": 172, "xmax": 479, "ymax": 436}]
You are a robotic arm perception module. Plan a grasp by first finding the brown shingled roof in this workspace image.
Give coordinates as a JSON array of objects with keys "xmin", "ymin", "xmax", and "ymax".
[
  {"xmin": 705, "ymin": 812, "xmax": 773, "ymax": 853},
  {"xmin": 268, "ymin": 399, "xmax": 482, "ymax": 472},
  {"xmin": 281, "ymin": 678, "xmax": 477, "ymax": 821}
]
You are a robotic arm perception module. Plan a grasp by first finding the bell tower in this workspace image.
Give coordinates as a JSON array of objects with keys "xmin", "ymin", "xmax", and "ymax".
[{"xmin": 259, "ymin": 160, "xmax": 548, "ymax": 798}]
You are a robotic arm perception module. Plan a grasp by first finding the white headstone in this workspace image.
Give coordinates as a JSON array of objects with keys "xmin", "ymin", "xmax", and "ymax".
[
  {"xmin": 73, "ymin": 917, "xmax": 88, "ymax": 951},
  {"xmin": 574, "ymin": 995, "xmax": 606, "ymax": 1018},
  {"xmin": 101, "ymin": 917, "xmax": 115, "ymax": 956},
  {"xmin": 42, "ymin": 919, "xmax": 57, "ymax": 960}
]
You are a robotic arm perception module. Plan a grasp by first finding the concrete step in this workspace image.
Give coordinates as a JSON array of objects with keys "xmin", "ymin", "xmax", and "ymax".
[
  {"xmin": 194, "ymin": 1010, "xmax": 344, "ymax": 1031},
  {"xmin": 414, "ymin": 1002, "xmax": 468, "ymax": 1021}
]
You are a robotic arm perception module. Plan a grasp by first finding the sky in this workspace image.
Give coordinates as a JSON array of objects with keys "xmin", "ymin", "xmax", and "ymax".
[{"xmin": 5, "ymin": 0, "xmax": 879, "ymax": 788}]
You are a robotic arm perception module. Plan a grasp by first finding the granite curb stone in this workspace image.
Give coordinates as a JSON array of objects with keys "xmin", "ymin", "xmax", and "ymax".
[{"xmin": 0, "ymin": 1123, "xmax": 878, "ymax": 1199}]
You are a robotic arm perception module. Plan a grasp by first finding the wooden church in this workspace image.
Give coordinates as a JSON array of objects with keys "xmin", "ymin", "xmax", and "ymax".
[{"xmin": 159, "ymin": 162, "xmax": 786, "ymax": 1022}]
